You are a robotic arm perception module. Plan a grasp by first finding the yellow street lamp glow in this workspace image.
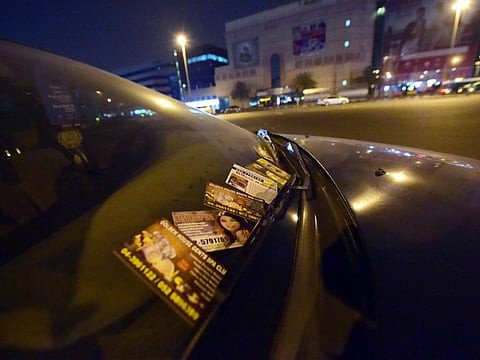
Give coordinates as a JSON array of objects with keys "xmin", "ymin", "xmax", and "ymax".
[
  {"xmin": 451, "ymin": 56, "xmax": 462, "ymax": 65},
  {"xmin": 175, "ymin": 33, "xmax": 191, "ymax": 100},
  {"xmin": 176, "ymin": 34, "xmax": 187, "ymax": 47},
  {"xmin": 452, "ymin": 0, "xmax": 469, "ymax": 11},
  {"xmin": 351, "ymin": 189, "xmax": 384, "ymax": 212},
  {"xmin": 387, "ymin": 171, "xmax": 412, "ymax": 184},
  {"xmin": 155, "ymin": 98, "xmax": 175, "ymax": 109},
  {"xmin": 449, "ymin": 0, "xmax": 469, "ymax": 54}
]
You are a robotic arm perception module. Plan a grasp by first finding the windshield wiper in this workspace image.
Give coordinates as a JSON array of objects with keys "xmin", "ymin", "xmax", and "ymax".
[
  {"xmin": 282, "ymin": 140, "xmax": 310, "ymax": 190},
  {"xmin": 245, "ymin": 130, "xmax": 310, "ymax": 243},
  {"xmin": 255, "ymin": 129, "xmax": 309, "ymax": 189},
  {"xmin": 255, "ymin": 129, "xmax": 279, "ymax": 164}
]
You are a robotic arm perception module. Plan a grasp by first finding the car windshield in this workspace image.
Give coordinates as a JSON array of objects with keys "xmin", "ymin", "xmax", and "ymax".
[{"xmin": 0, "ymin": 41, "xmax": 296, "ymax": 358}]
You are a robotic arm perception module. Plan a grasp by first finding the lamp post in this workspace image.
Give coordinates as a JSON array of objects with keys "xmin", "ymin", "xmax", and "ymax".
[
  {"xmin": 444, "ymin": 0, "xmax": 469, "ymax": 80},
  {"xmin": 176, "ymin": 34, "xmax": 191, "ymax": 100},
  {"xmin": 450, "ymin": 0, "xmax": 469, "ymax": 49}
]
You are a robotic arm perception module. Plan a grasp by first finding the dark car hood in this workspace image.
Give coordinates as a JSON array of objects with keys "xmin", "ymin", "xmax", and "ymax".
[{"xmin": 289, "ymin": 134, "xmax": 480, "ymax": 357}]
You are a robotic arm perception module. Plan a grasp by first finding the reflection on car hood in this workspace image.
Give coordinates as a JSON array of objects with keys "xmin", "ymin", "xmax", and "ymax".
[{"xmin": 287, "ymin": 134, "xmax": 480, "ymax": 356}]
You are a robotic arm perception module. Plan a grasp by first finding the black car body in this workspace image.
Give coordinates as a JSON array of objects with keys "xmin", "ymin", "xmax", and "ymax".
[{"xmin": 1, "ymin": 41, "xmax": 480, "ymax": 359}]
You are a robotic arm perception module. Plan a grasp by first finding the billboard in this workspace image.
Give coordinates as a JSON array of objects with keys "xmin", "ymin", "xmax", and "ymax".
[
  {"xmin": 233, "ymin": 39, "xmax": 259, "ymax": 68},
  {"xmin": 382, "ymin": 0, "xmax": 480, "ymax": 80},
  {"xmin": 292, "ymin": 21, "xmax": 326, "ymax": 56}
]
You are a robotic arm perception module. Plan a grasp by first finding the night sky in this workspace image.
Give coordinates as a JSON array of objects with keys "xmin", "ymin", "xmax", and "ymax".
[{"xmin": 0, "ymin": 1, "xmax": 266, "ymax": 71}]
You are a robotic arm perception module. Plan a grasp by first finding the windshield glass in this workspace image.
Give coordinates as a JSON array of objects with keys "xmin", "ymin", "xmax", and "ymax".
[
  {"xmin": 0, "ymin": 41, "xmax": 294, "ymax": 358},
  {"xmin": 0, "ymin": 41, "xmax": 263, "ymax": 248}
]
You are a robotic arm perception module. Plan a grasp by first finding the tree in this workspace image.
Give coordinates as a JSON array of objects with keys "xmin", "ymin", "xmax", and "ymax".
[
  {"xmin": 230, "ymin": 81, "xmax": 250, "ymax": 105},
  {"xmin": 351, "ymin": 66, "xmax": 378, "ymax": 83},
  {"xmin": 351, "ymin": 67, "xmax": 368, "ymax": 84},
  {"xmin": 290, "ymin": 72, "xmax": 317, "ymax": 94}
]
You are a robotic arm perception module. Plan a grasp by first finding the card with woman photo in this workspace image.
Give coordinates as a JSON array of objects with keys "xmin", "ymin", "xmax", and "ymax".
[{"xmin": 172, "ymin": 210, "xmax": 253, "ymax": 252}]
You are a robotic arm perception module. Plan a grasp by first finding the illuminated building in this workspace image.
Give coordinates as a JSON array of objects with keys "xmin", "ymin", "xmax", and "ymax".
[
  {"xmin": 116, "ymin": 59, "xmax": 182, "ymax": 100},
  {"xmin": 214, "ymin": 0, "xmax": 377, "ymax": 104},
  {"xmin": 184, "ymin": 45, "xmax": 228, "ymax": 90},
  {"xmin": 380, "ymin": 0, "xmax": 480, "ymax": 95},
  {"xmin": 116, "ymin": 45, "xmax": 228, "ymax": 104},
  {"xmin": 212, "ymin": 0, "xmax": 480, "ymax": 103}
]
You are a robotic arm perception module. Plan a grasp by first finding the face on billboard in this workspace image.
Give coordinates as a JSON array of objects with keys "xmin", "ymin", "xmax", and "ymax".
[
  {"xmin": 233, "ymin": 39, "xmax": 259, "ymax": 68},
  {"xmin": 382, "ymin": 0, "xmax": 480, "ymax": 78}
]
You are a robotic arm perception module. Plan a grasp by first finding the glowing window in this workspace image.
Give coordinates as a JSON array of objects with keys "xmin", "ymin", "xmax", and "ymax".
[
  {"xmin": 344, "ymin": 40, "xmax": 350, "ymax": 48},
  {"xmin": 345, "ymin": 19, "xmax": 351, "ymax": 27},
  {"xmin": 188, "ymin": 54, "xmax": 228, "ymax": 64},
  {"xmin": 377, "ymin": 6, "xmax": 386, "ymax": 16}
]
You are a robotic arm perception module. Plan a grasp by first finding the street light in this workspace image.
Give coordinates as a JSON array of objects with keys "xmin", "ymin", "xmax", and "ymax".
[
  {"xmin": 176, "ymin": 33, "xmax": 191, "ymax": 100},
  {"xmin": 450, "ymin": 0, "xmax": 469, "ymax": 49},
  {"xmin": 444, "ymin": 0, "xmax": 469, "ymax": 80},
  {"xmin": 451, "ymin": 56, "xmax": 462, "ymax": 65}
]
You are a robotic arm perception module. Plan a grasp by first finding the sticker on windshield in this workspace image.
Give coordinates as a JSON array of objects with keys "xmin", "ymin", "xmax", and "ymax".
[
  {"xmin": 57, "ymin": 129, "xmax": 83, "ymax": 149},
  {"xmin": 172, "ymin": 210, "xmax": 253, "ymax": 252},
  {"xmin": 35, "ymin": 79, "xmax": 80, "ymax": 126},
  {"xmin": 114, "ymin": 219, "xmax": 227, "ymax": 326},
  {"xmin": 226, "ymin": 164, "xmax": 278, "ymax": 204},
  {"xmin": 204, "ymin": 182, "xmax": 265, "ymax": 221},
  {"xmin": 245, "ymin": 158, "xmax": 292, "ymax": 187}
]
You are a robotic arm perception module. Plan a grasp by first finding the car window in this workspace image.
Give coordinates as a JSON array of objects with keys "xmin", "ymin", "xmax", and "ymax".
[
  {"xmin": 0, "ymin": 42, "xmax": 262, "ymax": 257},
  {"xmin": 0, "ymin": 41, "xmax": 296, "ymax": 358},
  {"xmin": 0, "ymin": 51, "xmax": 164, "ymax": 247}
]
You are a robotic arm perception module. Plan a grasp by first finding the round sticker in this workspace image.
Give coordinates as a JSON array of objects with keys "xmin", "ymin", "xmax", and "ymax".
[{"xmin": 57, "ymin": 129, "xmax": 83, "ymax": 149}]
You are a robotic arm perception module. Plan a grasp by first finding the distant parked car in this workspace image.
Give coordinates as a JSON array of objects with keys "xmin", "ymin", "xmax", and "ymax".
[
  {"xmin": 317, "ymin": 95, "xmax": 350, "ymax": 106},
  {"xmin": 224, "ymin": 105, "xmax": 242, "ymax": 113}
]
